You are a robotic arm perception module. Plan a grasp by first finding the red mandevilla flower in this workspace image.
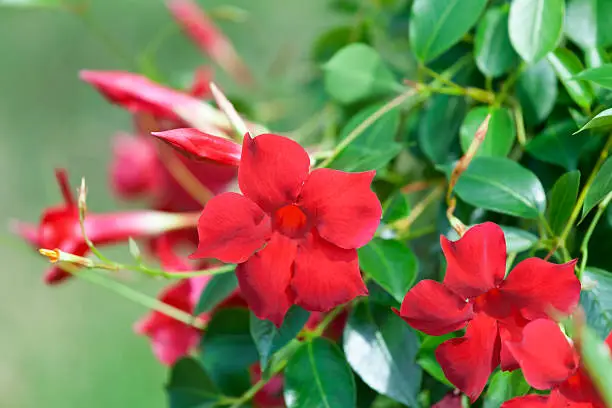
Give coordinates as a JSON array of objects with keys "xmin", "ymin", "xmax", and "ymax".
[
  {"xmin": 395, "ymin": 222, "xmax": 581, "ymax": 401},
  {"xmin": 190, "ymin": 133, "xmax": 382, "ymax": 326},
  {"xmin": 502, "ymin": 319, "xmax": 610, "ymax": 408}
]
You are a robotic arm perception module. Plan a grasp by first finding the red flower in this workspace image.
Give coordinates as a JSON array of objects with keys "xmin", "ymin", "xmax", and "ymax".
[
  {"xmin": 396, "ymin": 222, "xmax": 581, "ymax": 401},
  {"xmin": 190, "ymin": 134, "xmax": 381, "ymax": 326},
  {"xmin": 501, "ymin": 319, "xmax": 610, "ymax": 408},
  {"xmin": 12, "ymin": 169, "xmax": 199, "ymax": 284}
]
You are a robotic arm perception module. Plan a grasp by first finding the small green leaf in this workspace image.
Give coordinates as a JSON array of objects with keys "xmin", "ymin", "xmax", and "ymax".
[
  {"xmin": 576, "ymin": 108, "xmax": 612, "ymax": 133},
  {"xmin": 500, "ymin": 226, "xmax": 539, "ymax": 253},
  {"xmin": 195, "ymin": 273, "xmax": 238, "ymax": 315},
  {"xmin": 448, "ymin": 157, "xmax": 547, "ymax": 219},
  {"xmin": 516, "ymin": 60, "xmax": 558, "ymax": 126},
  {"xmin": 582, "ymin": 157, "xmax": 612, "ymax": 218},
  {"xmin": 166, "ymin": 358, "xmax": 221, "ymax": 408},
  {"xmin": 419, "ymin": 94, "xmax": 467, "ymax": 164},
  {"xmin": 416, "ymin": 354, "xmax": 453, "ymax": 387},
  {"xmin": 409, "ymin": 0, "xmax": 487, "ymax": 63},
  {"xmin": 526, "ymin": 120, "xmax": 594, "ymax": 170},
  {"xmin": 128, "ymin": 237, "xmax": 142, "ymax": 263},
  {"xmin": 565, "ymin": 0, "xmax": 612, "ymax": 49},
  {"xmin": 460, "ymin": 106, "xmax": 515, "ymax": 157},
  {"xmin": 343, "ymin": 303, "xmax": 422, "ymax": 406},
  {"xmin": 382, "ymin": 193, "xmax": 411, "ymax": 224},
  {"xmin": 508, "ymin": 0, "xmax": 565, "ymax": 64},
  {"xmin": 483, "ymin": 370, "xmax": 531, "ymax": 408},
  {"xmin": 250, "ymin": 306, "xmax": 310, "ymax": 370},
  {"xmin": 474, "ymin": 7, "xmax": 519, "ymax": 78},
  {"xmin": 575, "ymin": 324, "xmax": 612, "ymax": 406},
  {"xmin": 547, "ymin": 48, "xmax": 594, "ymax": 110},
  {"xmin": 358, "ymin": 238, "xmax": 418, "ymax": 303},
  {"xmin": 323, "ymin": 43, "xmax": 400, "ymax": 104},
  {"xmin": 581, "ymin": 267, "xmax": 612, "ymax": 338},
  {"xmin": 547, "ymin": 171, "xmax": 581, "ymax": 235},
  {"xmin": 574, "ymin": 64, "xmax": 612, "ymax": 89},
  {"xmin": 284, "ymin": 338, "xmax": 356, "ymax": 408}
]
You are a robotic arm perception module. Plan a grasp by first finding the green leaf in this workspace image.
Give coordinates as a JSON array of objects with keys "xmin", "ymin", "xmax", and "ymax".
[
  {"xmin": 526, "ymin": 120, "xmax": 593, "ymax": 170},
  {"xmin": 576, "ymin": 108, "xmax": 612, "ymax": 133},
  {"xmin": 516, "ymin": 60, "xmax": 558, "ymax": 126},
  {"xmin": 195, "ymin": 273, "xmax": 238, "ymax": 315},
  {"xmin": 581, "ymin": 267, "xmax": 612, "ymax": 338},
  {"xmin": 166, "ymin": 358, "xmax": 221, "ymax": 408},
  {"xmin": 382, "ymin": 193, "xmax": 411, "ymax": 224},
  {"xmin": 358, "ymin": 238, "xmax": 418, "ymax": 303},
  {"xmin": 565, "ymin": 0, "xmax": 612, "ymax": 49},
  {"xmin": 284, "ymin": 338, "xmax": 356, "ymax": 408},
  {"xmin": 460, "ymin": 106, "xmax": 515, "ymax": 157},
  {"xmin": 474, "ymin": 7, "xmax": 519, "ymax": 78},
  {"xmin": 576, "ymin": 324, "xmax": 612, "ymax": 406},
  {"xmin": 416, "ymin": 354, "xmax": 452, "ymax": 387},
  {"xmin": 575, "ymin": 64, "xmax": 612, "ymax": 89},
  {"xmin": 508, "ymin": 0, "xmax": 565, "ymax": 63},
  {"xmin": 409, "ymin": 0, "xmax": 487, "ymax": 63},
  {"xmin": 483, "ymin": 370, "xmax": 530, "ymax": 408},
  {"xmin": 547, "ymin": 171, "xmax": 581, "ymax": 235},
  {"xmin": 343, "ymin": 302, "xmax": 422, "ymax": 407},
  {"xmin": 547, "ymin": 48, "xmax": 594, "ymax": 110},
  {"xmin": 200, "ymin": 308, "xmax": 258, "ymax": 396},
  {"xmin": 323, "ymin": 43, "xmax": 400, "ymax": 104},
  {"xmin": 583, "ymin": 157, "xmax": 612, "ymax": 217},
  {"xmin": 250, "ymin": 306, "xmax": 310, "ymax": 371},
  {"xmin": 328, "ymin": 104, "xmax": 402, "ymax": 172},
  {"xmin": 419, "ymin": 94, "xmax": 467, "ymax": 164},
  {"xmin": 449, "ymin": 157, "xmax": 547, "ymax": 219},
  {"xmin": 500, "ymin": 226, "xmax": 539, "ymax": 253}
]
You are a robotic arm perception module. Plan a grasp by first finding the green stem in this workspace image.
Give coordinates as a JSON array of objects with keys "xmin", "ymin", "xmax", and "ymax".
[
  {"xmin": 128, "ymin": 263, "xmax": 235, "ymax": 279},
  {"xmin": 578, "ymin": 193, "xmax": 612, "ymax": 278},
  {"xmin": 510, "ymin": 98, "xmax": 527, "ymax": 147}
]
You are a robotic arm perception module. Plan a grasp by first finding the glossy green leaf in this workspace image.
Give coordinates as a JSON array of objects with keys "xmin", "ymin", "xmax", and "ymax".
[
  {"xmin": 474, "ymin": 7, "xmax": 519, "ymax": 77},
  {"xmin": 166, "ymin": 358, "xmax": 220, "ymax": 408},
  {"xmin": 547, "ymin": 48, "xmax": 594, "ymax": 110},
  {"xmin": 500, "ymin": 226, "xmax": 539, "ymax": 253},
  {"xmin": 583, "ymin": 157, "xmax": 612, "ymax": 218},
  {"xmin": 312, "ymin": 26, "xmax": 368, "ymax": 64},
  {"xmin": 416, "ymin": 354, "xmax": 452, "ymax": 387},
  {"xmin": 581, "ymin": 267, "xmax": 612, "ymax": 338},
  {"xmin": 409, "ymin": 0, "xmax": 487, "ymax": 63},
  {"xmin": 250, "ymin": 306, "xmax": 310, "ymax": 371},
  {"xmin": 576, "ymin": 324, "xmax": 612, "ymax": 406},
  {"xmin": 526, "ymin": 120, "xmax": 593, "ymax": 170},
  {"xmin": 323, "ymin": 43, "xmax": 400, "ymax": 104},
  {"xmin": 576, "ymin": 108, "xmax": 612, "ymax": 133},
  {"xmin": 419, "ymin": 94, "xmax": 467, "ymax": 164},
  {"xmin": 358, "ymin": 238, "xmax": 418, "ymax": 303},
  {"xmin": 382, "ymin": 193, "xmax": 411, "ymax": 224},
  {"xmin": 565, "ymin": 0, "xmax": 612, "ymax": 49},
  {"xmin": 343, "ymin": 303, "xmax": 422, "ymax": 406},
  {"xmin": 195, "ymin": 273, "xmax": 238, "ymax": 315},
  {"xmin": 449, "ymin": 157, "xmax": 547, "ymax": 219},
  {"xmin": 483, "ymin": 370, "xmax": 530, "ymax": 408},
  {"xmin": 547, "ymin": 171, "xmax": 581, "ymax": 235},
  {"xmin": 516, "ymin": 60, "xmax": 558, "ymax": 126},
  {"xmin": 284, "ymin": 338, "xmax": 356, "ymax": 408},
  {"xmin": 508, "ymin": 0, "xmax": 564, "ymax": 63},
  {"xmin": 328, "ymin": 104, "xmax": 403, "ymax": 172},
  {"xmin": 460, "ymin": 106, "xmax": 515, "ymax": 157},
  {"xmin": 574, "ymin": 64, "xmax": 612, "ymax": 89}
]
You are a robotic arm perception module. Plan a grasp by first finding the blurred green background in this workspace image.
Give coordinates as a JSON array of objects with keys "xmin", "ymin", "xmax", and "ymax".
[{"xmin": 0, "ymin": 1, "xmax": 338, "ymax": 406}]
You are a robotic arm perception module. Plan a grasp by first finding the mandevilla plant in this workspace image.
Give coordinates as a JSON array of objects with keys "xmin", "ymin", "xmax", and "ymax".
[{"xmin": 10, "ymin": 0, "xmax": 612, "ymax": 407}]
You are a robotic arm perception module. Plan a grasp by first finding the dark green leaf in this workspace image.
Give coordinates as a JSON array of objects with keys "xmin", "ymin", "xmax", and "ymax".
[
  {"xmin": 547, "ymin": 48, "xmax": 594, "ymax": 110},
  {"xmin": 323, "ymin": 43, "xmax": 400, "ymax": 104},
  {"xmin": 416, "ymin": 354, "xmax": 452, "ymax": 387},
  {"xmin": 483, "ymin": 370, "xmax": 530, "ymax": 408},
  {"xmin": 382, "ymin": 193, "xmax": 411, "ymax": 224},
  {"xmin": 250, "ymin": 306, "xmax": 310, "ymax": 371},
  {"xmin": 526, "ymin": 120, "xmax": 593, "ymax": 170},
  {"xmin": 358, "ymin": 238, "xmax": 418, "ymax": 303},
  {"xmin": 195, "ymin": 273, "xmax": 238, "ymax": 315},
  {"xmin": 449, "ymin": 157, "xmax": 547, "ymax": 219},
  {"xmin": 575, "ymin": 64, "xmax": 612, "ymax": 89},
  {"xmin": 508, "ymin": 0, "xmax": 564, "ymax": 63},
  {"xmin": 312, "ymin": 26, "xmax": 368, "ymax": 64},
  {"xmin": 166, "ymin": 358, "xmax": 220, "ymax": 408},
  {"xmin": 516, "ymin": 60, "xmax": 558, "ymax": 126},
  {"xmin": 460, "ymin": 106, "xmax": 515, "ymax": 157},
  {"xmin": 474, "ymin": 7, "xmax": 519, "ymax": 77},
  {"xmin": 583, "ymin": 157, "xmax": 612, "ymax": 217},
  {"xmin": 284, "ymin": 338, "xmax": 356, "ymax": 408},
  {"xmin": 343, "ymin": 303, "xmax": 422, "ymax": 407},
  {"xmin": 500, "ymin": 226, "xmax": 539, "ymax": 253},
  {"xmin": 547, "ymin": 171, "xmax": 581, "ymax": 235},
  {"xmin": 409, "ymin": 0, "xmax": 487, "ymax": 63},
  {"xmin": 565, "ymin": 0, "xmax": 612, "ymax": 49},
  {"xmin": 419, "ymin": 94, "xmax": 467, "ymax": 164},
  {"xmin": 581, "ymin": 267, "xmax": 612, "ymax": 338},
  {"xmin": 576, "ymin": 108, "xmax": 612, "ymax": 133},
  {"xmin": 575, "ymin": 323, "xmax": 612, "ymax": 406}
]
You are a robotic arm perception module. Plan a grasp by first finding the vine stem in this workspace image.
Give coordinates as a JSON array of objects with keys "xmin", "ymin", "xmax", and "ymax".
[{"xmin": 390, "ymin": 186, "xmax": 444, "ymax": 234}]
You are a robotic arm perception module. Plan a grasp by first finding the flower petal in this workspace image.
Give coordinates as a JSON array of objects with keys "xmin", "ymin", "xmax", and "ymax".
[
  {"xmin": 291, "ymin": 232, "xmax": 367, "ymax": 312},
  {"xmin": 395, "ymin": 280, "xmax": 473, "ymax": 336},
  {"xmin": 110, "ymin": 133, "xmax": 161, "ymax": 198},
  {"xmin": 436, "ymin": 313, "xmax": 500, "ymax": 402},
  {"xmin": 501, "ymin": 258, "xmax": 580, "ymax": 320},
  {"xmin": 558, "ymin": 368, "xmax": 602, "ymax": 406},
  {"xmin": 149, "ymin": 323, "xmax": 201, "ymax": 366},
  {"xmin": 191, "ymin": 192, "xmax": 271, "ymax": 263},
  {"xmin": 500, "ymin": 395, "xmax": 549, "ymax": 408},
  {"xmin": 238, "ymin": 134, "xmax": 310, "ymax": 213},
  {"xmin": 235, "ymin": 233, "xmax": 297, "ymax": 327},
  {"xmin": 152, "ymin": 128, "xmax": 242, "ymax": 166},
  {"xmin": 505, "ymin": 319, "xmax": 578, "ymax": 390},
  {"xmin": 298, "ymin": 168, "xmax": 381, "ymax": 249},
  {"xmin": 441, "ymin": 222, "xmax": 507, "ymax": 299}
]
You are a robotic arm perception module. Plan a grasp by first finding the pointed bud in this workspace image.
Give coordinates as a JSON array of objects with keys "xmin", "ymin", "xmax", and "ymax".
[{"xmin": 152, "ymin": 128, "xmax": 242, "ymax": 166}]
